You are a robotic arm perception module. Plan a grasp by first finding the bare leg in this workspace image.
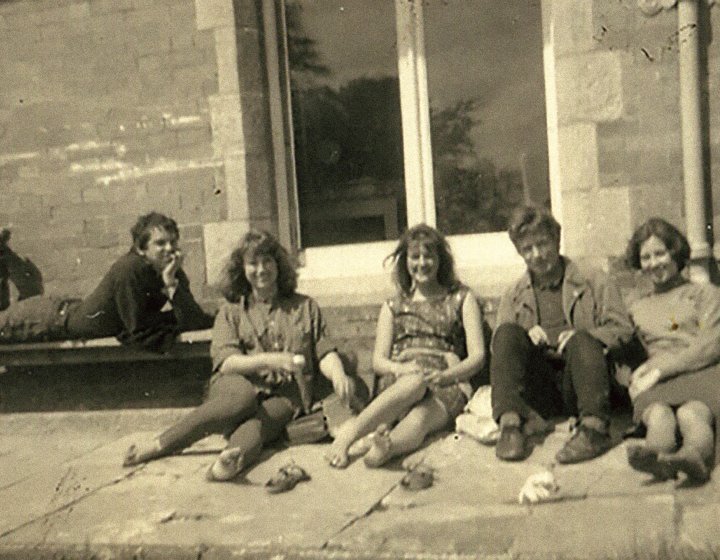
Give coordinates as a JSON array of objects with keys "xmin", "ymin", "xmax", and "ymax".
[
  {"xmin": 644, "ymin": 403, "xmax": 678, "ymax": 453},
  {"xmin": 660, "ymin": 401, "xmax": 714, "ymax": 483},
  {"xmin": 327, "ymin": 374, "xmax": 427, "ymax": 468},
  {"xmin": 627, "ymin": 403, "xmax": 677, "ymax": 480},
  {"xmin": 364, "ymin": 395, "xmax": 448, "ymax": 468}
]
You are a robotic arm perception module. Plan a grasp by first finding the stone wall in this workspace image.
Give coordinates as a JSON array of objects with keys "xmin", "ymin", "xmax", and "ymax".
[
  {"xmin": 0, "ymin": 0, "xmax": 279, "ymax": 306},
  {"xmin": 549, "ymin": 0, "xmax": 700, "ymax": 264}
]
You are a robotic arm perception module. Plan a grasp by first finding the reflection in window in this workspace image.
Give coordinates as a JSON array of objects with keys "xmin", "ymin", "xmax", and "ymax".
[
  {"xmin": 425, "ymin": 0, "xmax": 550, "ymax": 235},
  {"xmin": 286, "ymin": 1, "xmax": 406, "ymax": 247}
]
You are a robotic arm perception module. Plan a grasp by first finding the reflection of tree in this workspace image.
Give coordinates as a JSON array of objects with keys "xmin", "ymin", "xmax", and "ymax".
[
  {"xmin": 291, "ymin": 78, "xmax": 404, "ymax": 202},
  {"xmin": 285, "ymin": 2, "xmax": 330, "ymax": 82},
  {"xmin": 430, "ymin": 100, "xmax": 525, "ymax": 235}
]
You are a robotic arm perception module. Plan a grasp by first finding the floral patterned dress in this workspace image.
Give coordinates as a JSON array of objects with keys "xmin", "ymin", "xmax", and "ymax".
[{"xmin": 380, "ymin": 285, "xmax": 475, "ymax": 420}]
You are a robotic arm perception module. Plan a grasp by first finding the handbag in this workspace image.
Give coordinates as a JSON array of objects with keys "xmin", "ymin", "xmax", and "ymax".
[{"xmin": 285, "ymin": 393, "xmax": 358, "ymax": 445}]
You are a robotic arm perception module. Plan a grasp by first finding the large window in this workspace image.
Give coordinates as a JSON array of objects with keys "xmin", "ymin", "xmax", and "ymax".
[{"xmin": 283, "ymin": 0, "xmax": 549, "ymax": 249}]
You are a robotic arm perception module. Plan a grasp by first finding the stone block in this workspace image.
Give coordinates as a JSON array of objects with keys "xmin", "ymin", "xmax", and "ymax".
[
  {"xmin": 233, "ymin": 0, "xmax": 260, "ymax": 29},
  {"xmin": 511, "ymin": 495, "xmax": 676, "ymax": 559},
  {"xmin": 239, "ymin": 92, "xmax": 270, "ymax": 153},
  {"xmin": 174, "ymin": 64, "xmax": 219, "ymax": 102},
  {"xmin": 195, "ymin": 0, "xmax": 233, "ymax": 31},
  {"xmin": 244, "ymin": 154, "xmax": 274, "ymax": 219},
  {"xmin": 222, "ymin": 153, "xmax": 250, "ymax": 221},
  {"xmin": 628, "ymin": 182, "xmax": 684, "ymax": 229},
  {"xmin": 209, "ymin": 93, "xmax": 244, "ymax": 154},
  {"xmin": 679, "ymin": 503, "xmax": 720, "ymax": 550},
  {"xmin": 557, "ymin": 123, "xmax": 599, "ymax": 192},
  {"xmin": 169, "ymin": 46, "xmax": 207, "ymax": 68},
  {"xmin": 89, "ymin": 0, "xmax": 135, "ymax": 15},
  {"xmin": 203, "ymin": 219, "xmax": 251, "ymax": 285},
  {"xmin": 215, "ymin": 26, "xmax": 240, "ymax": 94},
  {"xmin": 556, "ymin": 51, "xmax": 624, "ymax": 124},
  {"xmin": 561, "ymin": 186, "xmax": 632, "ymax": 259},
  {"xmin": 551, "ymin": 0, "xmax": 597, "ymax": 57},
  {"xmin": 37, "ymin": 3, "xmax": 91, "ymax": 24},
  {"xmin": 235, "ymin": 27, "xmax": 264, "ymax": 95}
]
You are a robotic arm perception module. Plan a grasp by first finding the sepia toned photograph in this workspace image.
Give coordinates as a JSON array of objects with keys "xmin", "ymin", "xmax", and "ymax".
[{"xmin": 1, "ymin": 0, "xmax": 719, "ymax": 558}]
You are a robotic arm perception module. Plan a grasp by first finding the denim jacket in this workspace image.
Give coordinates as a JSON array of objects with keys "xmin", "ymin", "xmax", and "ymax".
[{"xmin": 495, "ymin": 257, "xmax": 633, "ymax": 353}]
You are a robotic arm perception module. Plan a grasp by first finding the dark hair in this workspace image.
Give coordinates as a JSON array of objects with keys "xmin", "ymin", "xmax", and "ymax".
[
  {"xmin": 220, "ymin": 230, "xmax": 297, "ymax": 302},
  {"xmin": 131, "ymin": 212, "xmax": 179, "ymax": 250},
  {"xmin": 625, "ymin": 217, "xmax": 690, "ymax": 271},
  {"xmin": 507, "ymin": 206, "xmax": 561, "ymax": 248},
  {"xmin": 386, "ymin": 224, "xmax": 458, "ymax": 295}
]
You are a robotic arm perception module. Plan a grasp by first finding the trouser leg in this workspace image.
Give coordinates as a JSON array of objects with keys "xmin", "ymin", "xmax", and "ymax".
[
  {"xmin": 226, "ymin": 396, "xmax": 295, "ymax": 467},
  {"xmin": 561, "ymin": 331, "xmax": 610, "ymax": 423},
  {"xmin": 491, "ymin": 323, "xmax": 561, "ymax": 423},
  {"xmin": 157, "ymin": 374, "xmax": 258, "ymax": 454}
]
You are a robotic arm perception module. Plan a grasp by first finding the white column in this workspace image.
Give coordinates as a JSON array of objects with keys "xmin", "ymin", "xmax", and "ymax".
[
  {"xmin": 678, "ymin": 0, "xmax": 711, "ymax": 282},
  {"xmin": 395, "ymin": 0, "xmax": 435, "ymax": 227}
]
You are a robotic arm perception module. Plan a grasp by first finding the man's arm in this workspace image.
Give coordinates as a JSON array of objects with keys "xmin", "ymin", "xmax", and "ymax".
[
  {"xmin": 170, "ymin": 270, "xmax": 215, "ymax": 331},
  {"xmin": 587, "ymin": 273, "xmax": 634, "ymax": 352}
]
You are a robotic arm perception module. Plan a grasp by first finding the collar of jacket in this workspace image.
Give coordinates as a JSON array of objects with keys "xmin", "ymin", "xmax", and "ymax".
[{"xmin": 511, "ymin": 257, "xmax": 590, "ymax": 324}]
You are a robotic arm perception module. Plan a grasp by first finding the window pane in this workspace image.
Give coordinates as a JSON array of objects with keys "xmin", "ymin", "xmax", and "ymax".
[
  {"xmin": 285, "ymin": 0, "xmax": 406, "ymax": 247},
  {"xmin": 425, "ymin": 0, "xmax": 550, "ymax": 235}
]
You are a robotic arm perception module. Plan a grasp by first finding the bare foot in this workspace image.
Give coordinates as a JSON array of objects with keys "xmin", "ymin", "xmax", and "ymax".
[
  {"xmin": 363, "ymin": 425, "xmax": 393, "ymax": 468},
  {"xmin": 659, "ymin": 447, "xmax": 710, "ymax": 484},
  {"xmin": 206, "ymin": 447, "xmax": 245, "ymax": 482},
  {"xmin": 325, "ymin": 422, "xmax": 355, "ymax": 469},
  {"xmin": 123, "ymin": 438, "xmax": 162, "ymax": 467}
]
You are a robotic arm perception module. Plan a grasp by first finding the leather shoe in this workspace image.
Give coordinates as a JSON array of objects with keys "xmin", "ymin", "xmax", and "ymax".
[
  {"xmin": 495, "ymin": 425, "xmax": 526, "ymax": 461},
  {"xmin": 556, "ymin": 424, "xmax": 612, "ymax": 464}
]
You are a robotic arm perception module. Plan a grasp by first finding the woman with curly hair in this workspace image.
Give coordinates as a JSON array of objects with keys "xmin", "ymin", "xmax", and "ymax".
[
  {"xmin": 326, "ymin": 224, "xmax": 485, "ymax": 469},
  {"xmin": 123, "ymin": 230, "xmax": 357, "ymax": 482},
  {"xmin": 625, "ymin": 218, "xmax": 720, "ymax": 484}
]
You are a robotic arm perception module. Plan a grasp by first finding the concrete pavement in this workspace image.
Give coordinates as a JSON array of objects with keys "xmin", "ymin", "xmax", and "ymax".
[{"xmin": 1, "ymin": 409, "xmax": 719, "ymax": 560}]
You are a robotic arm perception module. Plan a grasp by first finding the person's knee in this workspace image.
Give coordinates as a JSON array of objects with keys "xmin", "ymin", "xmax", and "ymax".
[
  {"xmin": 643, "ymin": 402, "xmax": 675, "ymax": 426},
  {"xmin": 393, "ymin": 372, "xmax": 428, "ymax": 401},
  {"xmin": 677, "ymin": 401, "xmax": 713, "ymax": 426},
  {"xmin": 564, "ymin": 330, "xmax": 603, "ymax": 355},
  {"xmin": 491, "ymin": 323, "xmax": 528, "ymax": 355}
]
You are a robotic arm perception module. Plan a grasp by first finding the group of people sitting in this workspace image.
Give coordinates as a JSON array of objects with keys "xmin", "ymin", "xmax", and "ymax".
[{"xmin": 1, "ymin": 207, "xmax": 717, "ymax": 487}]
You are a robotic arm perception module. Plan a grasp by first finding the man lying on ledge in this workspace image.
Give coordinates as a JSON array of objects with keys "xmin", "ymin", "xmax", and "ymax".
[{"xmin": 0, "ymin": 212, "xmax": 214, "ymax": 353}]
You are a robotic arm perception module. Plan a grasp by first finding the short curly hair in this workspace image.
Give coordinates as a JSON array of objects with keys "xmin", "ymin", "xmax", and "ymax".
[
  {"xmin": 130, "ymin": 212, "xmax": 179, "ymax": 250},
  {"xmin": 220, "ymin": 230, "xmax": 297, "ymax": 302},
  {"xmin": 625, "ymin": 217, "xmax": 690, "ymax": 271},
  {"xmin": 386, "ymin": 224, "xmax": 458, "ymax": 295},
  {"xmin": 507, "ymin": 206, "xmax": 561, "ymax": 249}
]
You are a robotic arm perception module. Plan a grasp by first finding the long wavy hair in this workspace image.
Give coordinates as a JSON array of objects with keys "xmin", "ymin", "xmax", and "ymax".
[
  {"xmin": 386, "ymin": 224, "xmax": 458, "ymax": 295},
  {"xmin": 625, "ymin": 217, "xmax": 690, "ymax": 271},
  {"xmin": 220, "ymin": 230, "xmax": 298, "ymax": 303}
]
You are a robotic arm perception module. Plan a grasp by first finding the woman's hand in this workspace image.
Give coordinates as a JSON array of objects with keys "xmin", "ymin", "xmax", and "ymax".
[
  {"xmin": 265, "ymin": 352, "xmax": 305, "ymax": 374},
  {"xmin": 629, "ymin": 363, "xmax": 662, "ymax": 401},
  {"xmin": 422, "ymin": 368, "xmax": 446, "ymax": 386},
  {"xmin": 330, "ymin": 370, "xmax": 354, "ymax": 403},
  {"xmin": 392, "ymin": 360, "xmax": 423, "ymax": 377}
]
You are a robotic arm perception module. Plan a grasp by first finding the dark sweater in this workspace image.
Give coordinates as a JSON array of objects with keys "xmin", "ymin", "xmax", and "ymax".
[{"xmin": 65, "ymin": 251, "xmax": 213, "ymax": 352}]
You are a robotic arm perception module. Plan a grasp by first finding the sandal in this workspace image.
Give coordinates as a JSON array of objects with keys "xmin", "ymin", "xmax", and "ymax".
[
  {"xmin": 206, "ymin": 448, "xmax": 245, "ymax": 482},
  {"xmin": 400, "ymin": 464, "xmax": 434, "ymax": 491},
  {"xmin": 265, "ymin": 462, "xmax": 311, "ymax": 494}
]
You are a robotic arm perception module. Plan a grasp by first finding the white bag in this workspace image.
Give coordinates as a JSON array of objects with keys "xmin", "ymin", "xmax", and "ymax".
[{"xmin": 455, "ymin": 385, "xmax": 500, "ymax": 445}]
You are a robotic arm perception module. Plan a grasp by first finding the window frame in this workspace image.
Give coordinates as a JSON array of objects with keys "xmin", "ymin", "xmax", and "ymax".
[{"xmin": 267, "ymin": 0, "xmax": 561, "ymax": 289}]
